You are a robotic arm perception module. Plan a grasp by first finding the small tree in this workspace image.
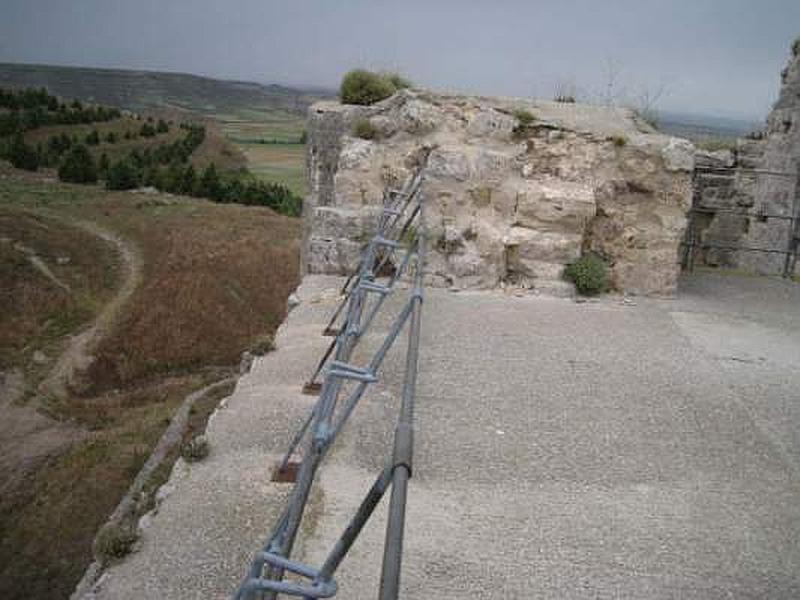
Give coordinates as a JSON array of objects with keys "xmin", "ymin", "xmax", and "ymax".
[
  {"xmin": 198, "ymin": 163, "xmax": 222, "ymax": 199},
  {"xmin": 181, "ymin": 164, "xmax": 197, "ymax": 195},
  {"xmin": 85, "ymin": 129, "xmax": 100, "ymax": 145},
  {"xmin": 105, "ymin": 131, "xmax": 117, "ymax": 143},
  {"xmin": 156, "ymin": 119, "xmax": 169, "ymax": 134},
  {"xmin": 58, "ymin": 144, "xmax": 97, "ymax": 183},
  {"xmin": 105, "ymin": 158, "xmax": 140, "ymax": 190},
  {"xmin": 8, "ymin": 134, "xmax": 39, "ymax": 171},
  {"xmin": 98, "ymin": 152, "xmax": 110, "ymax": 174},
  {"xmin": 140, "ymin": 123, "xmax": 156, "ymax": 137}
]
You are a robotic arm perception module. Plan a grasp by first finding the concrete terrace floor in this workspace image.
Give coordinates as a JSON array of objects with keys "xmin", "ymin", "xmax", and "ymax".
[{"xmin": 87, "ymin": 271, "xmax": 800, "ymax": 600}]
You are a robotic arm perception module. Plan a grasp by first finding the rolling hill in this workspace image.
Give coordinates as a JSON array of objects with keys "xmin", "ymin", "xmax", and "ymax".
[{"xmin": 0, "ymin": 62, "xmax": 330, "ymax": 115}]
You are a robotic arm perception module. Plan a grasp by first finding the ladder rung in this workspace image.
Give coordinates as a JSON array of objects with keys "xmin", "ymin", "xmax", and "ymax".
[
  {"xmin": 373, "ymin": 236, "xmax": 399, "ymax": 248},
  {"xmin": 358, "ymin": 281, "xmax": 390, "ymax": 295},
  {"xmin": 328, "ymin": 361, "xmax": 377, "ymax": 382}
]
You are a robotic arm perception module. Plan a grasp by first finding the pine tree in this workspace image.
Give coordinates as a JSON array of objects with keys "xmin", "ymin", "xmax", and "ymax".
[
  {"xmin": 58, "ymin": 144, "xmax": 97, "ymax": 183},
  {"xmin": 85, "ymin": 129, "xmax": 100, "ymax": 145},
  {"xmin": 105, "ymin": 158, "xmax": 140, "ymax": 190},
  {"xmin": 8, "ymin": 134, "xmax": 39, "ymax": 171},
  {"xmin": 181, "ymin": 164, "xmax": 197, "ymax": 195},
  {"xmin": 198, "ymin": 163, "xmax": 222, "ymax": 200},
  {"xmin": 98, "ymin": 153, "xmax": 110, "ymax": 174}
]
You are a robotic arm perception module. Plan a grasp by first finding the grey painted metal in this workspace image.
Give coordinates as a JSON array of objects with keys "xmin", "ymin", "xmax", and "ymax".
[
  {"xmin": 234, "ymin": 154, "xmax": 430, "ymax": 600},
  {"xmin": 379, "ymin": 192, "xmax": 426, "ymax": 600}
]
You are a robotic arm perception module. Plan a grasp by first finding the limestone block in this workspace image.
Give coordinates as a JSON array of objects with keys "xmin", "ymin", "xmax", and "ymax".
[
  {"xmin": 465, "ymin": 108, "xmax": 516, "ymax": 138},
  {"xmin": 428, "ymin": 146, "xmax": 472, "ymax": 181},
  {"xmin": 312, "ymin": 206, "xmax": 380, "ymax": 241},
  {"xmin": 514, "ymin": 180, "xmax": 596, "ymax": 233},
  {"xmin": 661, "ymin": 138, "xmax": 695, "ymax": 172},
  {"xmin": 506, "ymin": 226, "xmax": 582, "ymax": 264},
  {"xmin": 370, "ymin": 115, "xmax": 399, "ymax": 138},
  {"xmin": 339, "ymin": 139, "xmax": 375, "ymax": 170},
  {"xmin": 308, "ymin": 238, "xmax": 363, "ymax": 274},
  {"xmin": 398, "ymin": 99, "xmax": 442, "ymax": 134}
]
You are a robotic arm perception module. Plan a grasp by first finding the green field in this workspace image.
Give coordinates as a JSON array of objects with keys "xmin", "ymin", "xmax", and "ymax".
[{"xmin": 214, "ymin": 106, "xmax": 307, "ymax": 196}]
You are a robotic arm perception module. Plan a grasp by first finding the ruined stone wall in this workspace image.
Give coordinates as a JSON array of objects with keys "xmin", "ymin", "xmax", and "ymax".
[
  {"xmin": 689, "ymin": 37, "xmax": 800, "ymax": 275},
  {"xmin": 691, "ymin": 140, "xmax": 764, "ymax": 268},
  {"xmin": 304, "ymin": 90, "xmax": 694, "ymax": 296},
  {"xmin": 744, "ymin": 37, "xmax": 800, "ymax": 275}
]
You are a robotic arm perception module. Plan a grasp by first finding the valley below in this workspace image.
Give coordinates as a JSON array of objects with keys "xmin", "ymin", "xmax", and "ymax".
[{"xmin": 0, "ymin": 65, "xmax": 314, "ymax": 599}]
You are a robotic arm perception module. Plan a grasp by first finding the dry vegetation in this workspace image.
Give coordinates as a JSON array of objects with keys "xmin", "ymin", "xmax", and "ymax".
[
  {"xmin": 0, "ymin": 211, "xmax": 119, "ymax": 375},
  {"xmin": 0, "ymin": 164, "xmax": 300, "ymax": 600},
  {"xmin": 84, "ymin": 187, "xmax": 299, "ymax": 391}
]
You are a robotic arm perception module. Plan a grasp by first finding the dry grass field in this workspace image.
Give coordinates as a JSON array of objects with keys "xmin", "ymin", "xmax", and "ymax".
[{"xmin": 0, "ymin": 164, "xmax": 300, "ymax": 600}]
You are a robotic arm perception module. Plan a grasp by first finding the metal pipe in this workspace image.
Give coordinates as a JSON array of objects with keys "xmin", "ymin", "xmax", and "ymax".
[
  {"xmin": 689, "ymin": 207, "xmax": 796, "ymax": 220},
  {"xmin": 318, "ymin": 467, "xmax": 393, "ymax": 580},
  {"xmin": 379, "ymin": 192, "xmax": 426, "ymax": 600},
  {"xmin": 695, "ymin": 166, "xmax": 797, "ymax": 178},
  {"xmin": 679, "ymin": 241, "xmax": 792, "ymax": 255}
]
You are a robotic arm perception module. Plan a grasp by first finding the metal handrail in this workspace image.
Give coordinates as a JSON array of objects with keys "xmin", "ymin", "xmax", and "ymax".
[{"xmin": 234, "ymin": 154, "xmax": 430, "ymax": 600}]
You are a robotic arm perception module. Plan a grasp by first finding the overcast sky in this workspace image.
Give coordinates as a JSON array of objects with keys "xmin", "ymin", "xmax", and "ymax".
[{"xmin": 1, "ymin": 1, "xmax": 798, "ymax": 121}]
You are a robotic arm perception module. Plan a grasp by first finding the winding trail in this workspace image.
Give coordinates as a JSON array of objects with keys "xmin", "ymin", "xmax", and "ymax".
[
  {"xmin": 1, "ymin": 214, "xmax": 142, "ymax": 508},
  {"xmin": 39, "ymin": 217, "xmax": 143, "ymax": 399}
]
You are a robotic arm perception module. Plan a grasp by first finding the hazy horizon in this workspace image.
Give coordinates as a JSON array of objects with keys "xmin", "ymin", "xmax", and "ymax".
[{"xmin": 2, "ymin": 1, "xmax": 798, "ymax": 122}]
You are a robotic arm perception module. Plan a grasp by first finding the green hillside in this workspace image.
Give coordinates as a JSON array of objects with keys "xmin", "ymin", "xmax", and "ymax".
[{"xmin": 0, "ymin": 62, "xmax": 330, "ymax": 115}]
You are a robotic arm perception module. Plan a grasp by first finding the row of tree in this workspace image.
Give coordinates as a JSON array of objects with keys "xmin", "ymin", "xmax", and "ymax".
[
  {"xmin": 2, "ymin": 119, "xmax": 181, "ymax": 172},
  {"xmin": 0, "ymin": 86, "xmax": 123, "ymax": 136},
  {"xmin": 1, "ymin": 120, "xmax": 301, "ymax": 216},
  {"xmin": 103, "ymin": 160, "xmax": 301, "ymax": 216}
]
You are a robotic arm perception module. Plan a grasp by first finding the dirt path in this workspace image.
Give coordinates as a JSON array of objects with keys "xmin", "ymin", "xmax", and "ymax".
[
  {"xmin": 1, "ymin": 214, "xmax": 142, "ymax": 503},
  {"xmin": 39, "ymin": 218, "xmax": 143, "ymax": 399}
]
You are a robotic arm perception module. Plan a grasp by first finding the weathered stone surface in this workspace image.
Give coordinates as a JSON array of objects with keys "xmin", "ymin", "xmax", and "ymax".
[
  {"xmin": 688, "ymin": 38, "xmax": 799, "ymax": 276},
  {"xmin": 304, "ymin": 89, "xmax": 694, "ymax": 295},
  {"xmin": 744, "ymin": 37, "xmax": 800, "ymax": 275}
]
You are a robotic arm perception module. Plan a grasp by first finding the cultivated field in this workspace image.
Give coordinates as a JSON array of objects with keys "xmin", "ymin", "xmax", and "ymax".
[{"xmin": 215, "ymin": 106, "xmax": 307, "ymax": 196}]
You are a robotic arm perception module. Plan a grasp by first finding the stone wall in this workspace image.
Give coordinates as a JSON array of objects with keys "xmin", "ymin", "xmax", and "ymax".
[
  {"xmin": 745, "ymin": 37, "xmax": 800, "ymax": 274},
  {"xmin": 304, "ymin": 90, "xmax": 694, "ymax": 296},
  {"xmin": 689, "ymin": 37, "xmax": 800, "ymax": 276},
  {"xmin": 690, "ymin": 140, "xmax": 763, "ymax": 268}
]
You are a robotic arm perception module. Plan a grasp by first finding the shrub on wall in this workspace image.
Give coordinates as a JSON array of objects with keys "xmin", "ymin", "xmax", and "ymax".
[
  {"xmin": 564, "ymin": 253, "xmax": 608, "ymax": 295},
  {"xmin": 353, "ymin": 118, "xmax": 379, "ymax": 140},
  {"xmin": 340, "ymin": 69, "xmax": 403, "ymax": 106}
]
